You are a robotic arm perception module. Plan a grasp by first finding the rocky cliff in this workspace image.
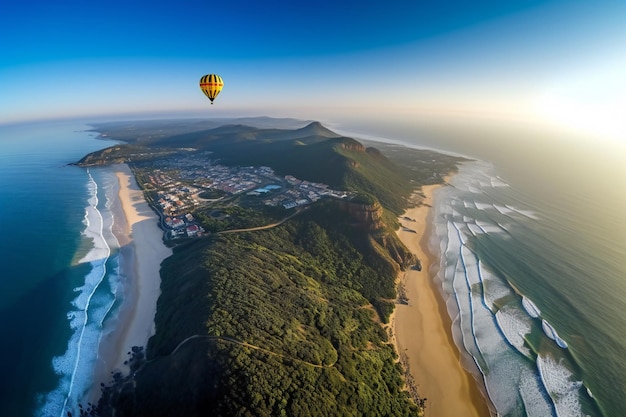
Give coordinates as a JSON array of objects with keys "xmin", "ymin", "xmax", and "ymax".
[{"xmin": 338, "ymin": 199, "xmax": 384, "ymax": 231}]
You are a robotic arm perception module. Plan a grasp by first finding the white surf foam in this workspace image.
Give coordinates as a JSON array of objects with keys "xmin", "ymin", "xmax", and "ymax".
[
  {"xmin": 519, "ymin": 366, "xmax": 556, "ymax": 416},
  {"xmin": 475, "ymin": 219, "xmax": 505, "ymax": 234},
  {"xmin": 505, "ymin": 204, "xmax": 540, "ymax": 220},
  {"xmin": 463, "ymin": 200, "xmax": 476, "ymax": 209},
  {"xmin": 522, "ymin": 296, "xmax": 542, "ymax": 318},
  {"xmin": 491, "ymin": 176, "xmax": 509, "ymax": 188},
  {"xmin": 495, "ymin": 306, "xmax": 533, "ymax": 358},
  {"xmin": 37, "ymin": 170, "xmax": 118, "ymax": 417},
  {"xmin": 537, "ymin": 354, "xmax": 585, "ymax": 417},
  {"xmin": 475, "ymin": 201, "xmax": 492, "ymax": 211},
  {"xmin": 542, "ymin": 320, "xmax": 569, "ymax": 349},
  {"xmin": 432, "ymin": 160, "xmax": 583, "ymax": 417},
  {"xmin": 480, "ymin": 275, "xmax": 514, "ymax": 310},
  {"xmin": 493, "ymin": 204, "xmax": 515, "ymax": 215},
  {"xmin": 466, "ymin": 223, "xmax": 484, "ymax": 236}
]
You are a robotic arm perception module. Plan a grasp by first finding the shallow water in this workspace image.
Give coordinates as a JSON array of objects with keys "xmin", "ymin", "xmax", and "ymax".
[
  {"xmin": 345, "ymin": 118, "xmax": 625, "ymax": 416},
  {"xmin": 429, "ymin": 158, "xmax": 623, "ymax": 416}
]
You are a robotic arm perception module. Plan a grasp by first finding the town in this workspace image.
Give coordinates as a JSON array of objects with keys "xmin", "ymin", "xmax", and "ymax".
[{"xmin": 132, "ymin": 151, "xmax": 350, "ymax": 240}]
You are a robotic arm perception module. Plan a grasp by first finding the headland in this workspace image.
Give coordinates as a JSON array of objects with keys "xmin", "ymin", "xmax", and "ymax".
[{"xmin": 78, "ymin": 118, "xmax": 475, "ymax": 415}]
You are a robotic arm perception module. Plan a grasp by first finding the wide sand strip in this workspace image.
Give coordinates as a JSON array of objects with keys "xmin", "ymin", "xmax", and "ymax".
[
  {"xmin": 394, "ymin": 183, "xmax": 492, "ymax": 417},
  {"xmin": 112, "ymin": 164, "xmax": 172, "ymax": 368},
  {"xmin": 92, "ymin": 164, "xmax": 172, "ymax": 398}
]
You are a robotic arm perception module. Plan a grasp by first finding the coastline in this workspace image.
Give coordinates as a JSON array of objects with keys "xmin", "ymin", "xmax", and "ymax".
[
  {"xmin": 90, "ymin": 164, "xmax": 172, "ymax": 400},
  {"xmin": 392, "ymin": 180, "xmax": 492, "ymax": 417},
  {"xmin": 81, "ymin": 162, "xmax": 490, "ymax": 412}
]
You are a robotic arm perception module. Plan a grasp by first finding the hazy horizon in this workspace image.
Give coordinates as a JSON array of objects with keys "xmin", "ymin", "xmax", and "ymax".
[
  {"xmin": 2, "ymin": 0, "xmax": 625, "ymax": 149},
  {"xmin": 2, "ymin": 2, "xmax": 625, "ymax": 414}
]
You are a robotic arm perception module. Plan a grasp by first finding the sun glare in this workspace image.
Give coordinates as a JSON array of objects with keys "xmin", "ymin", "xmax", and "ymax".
[{"xmin": 533, "ymin": 59, "xmax": 626, "ymax": 145}]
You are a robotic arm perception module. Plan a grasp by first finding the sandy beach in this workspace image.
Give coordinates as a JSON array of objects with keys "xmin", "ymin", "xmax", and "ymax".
[
  {"xmin": 85, "ymin": 165, "xmax": 489, "ymax": 414},
  {"xmin": 91, "ymin": 164, "xmax": 172, "ymax": 397},
  {"xmin": 393, "ymin": 182, "xmax": 492, "ymax": 417}
]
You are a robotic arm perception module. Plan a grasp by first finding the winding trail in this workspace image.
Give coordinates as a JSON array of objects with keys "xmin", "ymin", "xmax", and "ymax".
[
  {"xmin": 167, "ymin": 334, "xmax": 336, "ymax": 369},
  {"xmin": 215, "ymin": 207, "xmax": 306, "ymax": 235}
]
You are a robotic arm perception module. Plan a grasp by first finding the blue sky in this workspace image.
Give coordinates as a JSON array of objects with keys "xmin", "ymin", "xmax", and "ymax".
[{"xmin": 1, "ymin": 0, "xmax": 625, "ymax": 144}]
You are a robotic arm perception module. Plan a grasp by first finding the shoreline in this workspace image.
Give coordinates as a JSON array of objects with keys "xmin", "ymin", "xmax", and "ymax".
[
  {"xmin": 89, "ymin": 164, "xmax": 172, "ymax": 402},
  {"xmin": 392, "ymin": 180, "xmax": 493, "ymax": 417},
  {"xmin": 82, "ymin": 163, "xmax": 491, "ymax": 413}
]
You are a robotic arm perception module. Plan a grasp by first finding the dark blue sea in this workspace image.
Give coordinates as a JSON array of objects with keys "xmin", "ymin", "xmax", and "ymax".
[
  {"xmin": 1, "ymin": 119, "xmax": 624, "ymax": 416},
  {"xmin": 0, "ymin": 121, "xmax": 124, "ymax": 416}
]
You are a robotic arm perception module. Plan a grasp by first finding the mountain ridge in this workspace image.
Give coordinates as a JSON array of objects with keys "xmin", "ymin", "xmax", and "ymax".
[{"xmin": 78, "ymin": 120, "xmax": 416, "ymax": 213}]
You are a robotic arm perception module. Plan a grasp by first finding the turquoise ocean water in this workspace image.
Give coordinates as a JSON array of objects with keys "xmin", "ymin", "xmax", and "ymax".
[{"xmin": 1, "ymin": 119, "xmax": 624, "ymax": 416}]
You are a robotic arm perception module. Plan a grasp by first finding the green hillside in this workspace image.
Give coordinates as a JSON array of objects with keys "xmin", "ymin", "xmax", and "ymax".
[
  {"xmin": 193, "ymin": 135, "xmax": 413, "ymax": 215},
  {"xmin": 81, "ymin": 120, "xmax": 463, "ymax": 217},
  {"xmin": 82, "ymin": 118, "xmax": 464, "ymax": 416},
  {"xmin": 95, "ymin": 205, "xmax": 419, "ymax": 416}
]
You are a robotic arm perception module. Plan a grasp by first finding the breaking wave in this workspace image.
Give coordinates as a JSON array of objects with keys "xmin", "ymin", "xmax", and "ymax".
[{"xmin": 37, "ymin": 170, "xmax": 121, "ymax": 417}]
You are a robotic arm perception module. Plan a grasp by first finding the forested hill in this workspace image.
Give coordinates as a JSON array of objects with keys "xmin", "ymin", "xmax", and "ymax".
[
  {"xmin": 95, "ymin": 204, "xmax": 422, "ymax": 416},
  {"xmin": 80, "ymin": 119, "xmax": 463, "ymax": 214},
  {"xmin": 82, "ymin": 118, "xmax": 465, "ymax": 416},
  {"xmin": 156, "ymin": 120, "xmax": 340, "ymax": 148}
]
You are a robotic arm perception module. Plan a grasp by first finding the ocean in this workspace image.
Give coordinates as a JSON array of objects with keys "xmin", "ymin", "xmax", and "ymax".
[
  {"xmin": 346, "ymin": 119, "xmax": 625, "ymax": 417},
  {"xmin": 1, "ymin": 119, "xmax": 624, "ymax": 416},
  {"xmin": 0, "ymin": 121, "xmax": 124, "ymax": 416},
  {"xmin": 430, "ymin": 160, "xmax": 623, "ymax": 417}
]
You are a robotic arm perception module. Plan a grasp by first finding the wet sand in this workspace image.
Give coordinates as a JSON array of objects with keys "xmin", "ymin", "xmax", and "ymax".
[
  {"xmin": 90, "ymin": 164, "xmax": 171, "ymax": 398},
  {"xmin": 392, "ymin": 182, "xmax": 492, "ymax": 417}
]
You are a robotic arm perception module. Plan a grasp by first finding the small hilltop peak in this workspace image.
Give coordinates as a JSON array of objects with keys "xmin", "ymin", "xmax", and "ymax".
[{"xmin": 297, "ymin": 121, "xmax": 340, "ymax": 138}]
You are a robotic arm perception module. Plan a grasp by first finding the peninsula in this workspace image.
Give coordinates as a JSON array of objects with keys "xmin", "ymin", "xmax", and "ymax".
[{"xmin": 75, "ymin": 118, "xmax": 481, "ymax": 416}]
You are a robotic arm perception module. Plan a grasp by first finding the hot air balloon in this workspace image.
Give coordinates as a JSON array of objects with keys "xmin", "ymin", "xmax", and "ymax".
[{"xmin": 199, "ymin": 74, "xmax": 224, "ymax": 105}]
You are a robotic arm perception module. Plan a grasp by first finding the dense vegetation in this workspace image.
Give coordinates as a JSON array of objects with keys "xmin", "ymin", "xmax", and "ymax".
[
  {"xmin": 95, "ymin": 203, "xmax": 418, "ymax": 416},
  {"xmin": 81, "ymin": 120, "xmax": 463, "ymax": 215},
  {"xmin": 81, "ymin": 118, "xmax": 464, "ymax": 416}
]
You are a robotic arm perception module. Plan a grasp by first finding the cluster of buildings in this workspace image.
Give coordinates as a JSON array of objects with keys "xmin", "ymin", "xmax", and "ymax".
[
  {"xmin": 166, "ymin": 158, "xmax": 349, "ymax": 210},
  {"xmin": 135, "ymin": 153, "xmax": 349, "ymax": 240},
  {"xmin": 151, "ymin": 173, "xmax": 199, "ymax": 217},
  {"xmin": 202, "ymin": 165, "xmax": 275, "ymax": 195},
  {"xmin": 141, "ymin": 168, "xmax": 206, "ymax": 239},
  {"xmin": 165, "ymin": 213, "xmax": 205, "ymax": 239},
  {"xmin": 259, "ymin": 176, "xmax": 348, "ymax": 209}
]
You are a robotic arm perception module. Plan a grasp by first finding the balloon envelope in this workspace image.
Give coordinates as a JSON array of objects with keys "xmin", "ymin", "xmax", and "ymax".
[{"xmin": 199, "ymin": 74, "xmax": 224, "ymax": 104}]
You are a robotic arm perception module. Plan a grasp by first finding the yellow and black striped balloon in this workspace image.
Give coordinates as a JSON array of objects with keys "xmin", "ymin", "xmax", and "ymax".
[{"xmin": 199, "ymin": 74, "xmax": 224, "ymax": 104}]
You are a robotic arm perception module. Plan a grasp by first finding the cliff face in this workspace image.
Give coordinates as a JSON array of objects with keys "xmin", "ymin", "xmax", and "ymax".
[
  {"xmin": 338, "ymin": 200, "xmax": 384, "ymax": 231},
  {"xmin": 337, "ymin": 199, "xmax": 417, "ymax": 270},
  {"xmin": 338, "ymin": 138, "xmax": 366, "ymax": 153},
  {"xmin": 374, "ymin": 233, "xmax": 418, "ymax": 271}
]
